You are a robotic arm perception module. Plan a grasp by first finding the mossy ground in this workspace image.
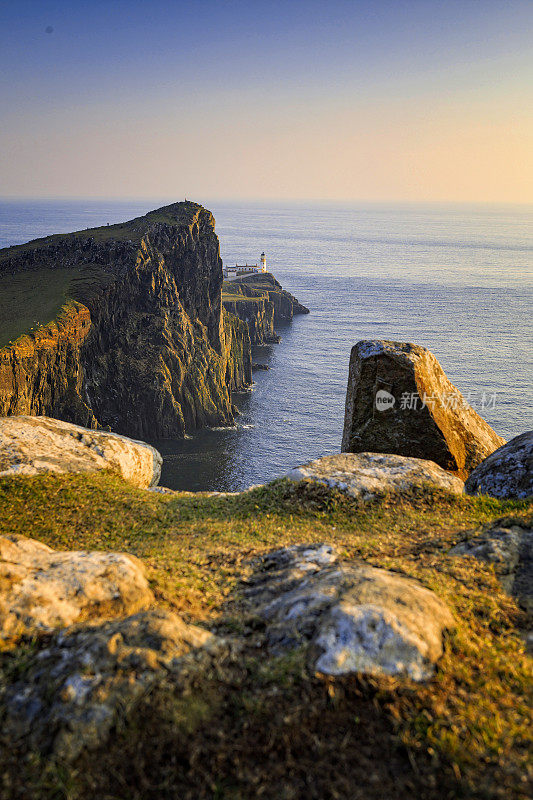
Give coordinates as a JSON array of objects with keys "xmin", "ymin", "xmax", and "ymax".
[
  {"xmin": 0, "ymin": 474, "xmax": 531, "ymax": 799},
  {"xmin": 0, "ymin": 268, "xmax": 82, "ymax": 348}
]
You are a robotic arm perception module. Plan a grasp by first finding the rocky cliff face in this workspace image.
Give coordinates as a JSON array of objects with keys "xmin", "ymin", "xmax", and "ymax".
[
  {"xmin": 0, "ymin": 203, "xmax": 252, "ymax": 438},
  {"xmin": 222, "ymin": 282, "xmax": 278, "ymax": 345},
  {"xmin": 0, "ymin": 302, "xmax": 96, "ymax": 427},
  {"xmin": 222, "ymin": 308, "xmax": 253, "ymax": 391},
  {"xmin": 221, "ymin": 272, "xmax": 308, "ymax": 346},
  {"xmin": 231, "ymin": 272, "xmax": 309, "ymax": 323}
]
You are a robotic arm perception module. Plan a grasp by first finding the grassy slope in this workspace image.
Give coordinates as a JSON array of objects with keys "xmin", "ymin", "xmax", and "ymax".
[
  {"xmin": 0, "ymin": 473, "xmax": 531, "ymax": 799},
  {"xmin": 221, "ymin": 280, "xmax": 266, "ymax": 304}
]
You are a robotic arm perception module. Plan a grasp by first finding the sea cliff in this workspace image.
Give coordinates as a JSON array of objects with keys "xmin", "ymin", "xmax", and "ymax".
[{"xmin": 0, "ymin": 202, "xmax": 254, "ymax": 438}]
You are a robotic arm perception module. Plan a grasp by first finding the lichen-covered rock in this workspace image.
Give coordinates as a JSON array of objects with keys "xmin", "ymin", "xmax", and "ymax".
[
  {"xmin": 464, "ymin": 432, "xmax": 532, "ymax": 499},
  {"xmin": 0, "ymin": 534, "xmax": 154, "ymax": 644},
  {"xmin": 450, "ymin": 522, "xmax": 532, "ymax": 621},
  {"xmin": 285, "ymin": 452, "xmax": 464, "ymax": 500},
  {"xmin": 244, "ymin": 544, "xmax": 454, "ymax": 681},
  {"xmin": 342, "ymin": 340, "xmax": 505, "ymax": 479},
  {"xmin": 0, "ymin": 415, "xmax": 162, "ymax": 487},
  {"xmin": 2, "ymin": 609, "xmax": 225, "ymax": 761}
]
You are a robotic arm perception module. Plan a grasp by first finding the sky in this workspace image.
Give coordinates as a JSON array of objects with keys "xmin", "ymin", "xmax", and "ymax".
[{"xmin": 0, "ymin": 0, "xmax": 532, "ymax": 203}]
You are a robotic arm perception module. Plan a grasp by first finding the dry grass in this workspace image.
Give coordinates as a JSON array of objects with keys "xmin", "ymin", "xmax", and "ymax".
[{"xmin": 0, "ymin": 473, "xmax": 531, "ymax": 799}]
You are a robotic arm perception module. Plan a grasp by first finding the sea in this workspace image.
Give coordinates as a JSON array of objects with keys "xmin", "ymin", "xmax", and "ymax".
[{"xmin": 1, "ymin": 199, "xmax": 532, "ymax": 491}]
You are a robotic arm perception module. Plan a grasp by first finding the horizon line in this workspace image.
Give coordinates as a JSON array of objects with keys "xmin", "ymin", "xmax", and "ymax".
[{"xmin": 1, "ymin": 195, "xmax": 532, "ymax": 208}]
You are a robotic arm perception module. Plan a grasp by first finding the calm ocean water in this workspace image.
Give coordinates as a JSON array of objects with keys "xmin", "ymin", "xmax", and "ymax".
[{"xmin": 1, "ymin": 199, "xmax": 532, "ymax": 491}]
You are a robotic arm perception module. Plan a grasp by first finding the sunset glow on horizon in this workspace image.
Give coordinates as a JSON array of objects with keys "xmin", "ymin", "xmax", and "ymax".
[{"xmin": 1, "ymin": 0, "xmax": 532, "ymax": 203}]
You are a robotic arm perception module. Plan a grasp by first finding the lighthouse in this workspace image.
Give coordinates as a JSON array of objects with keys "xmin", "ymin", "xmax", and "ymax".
[{"xmin": 260, "ymin": 252, "xmax": 267, "ymax": 272}]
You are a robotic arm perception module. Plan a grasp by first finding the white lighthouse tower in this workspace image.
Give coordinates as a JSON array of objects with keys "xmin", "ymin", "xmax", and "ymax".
[{"xmin": 260, "ymin": 252, "xmax": 267, "ymax": 272}]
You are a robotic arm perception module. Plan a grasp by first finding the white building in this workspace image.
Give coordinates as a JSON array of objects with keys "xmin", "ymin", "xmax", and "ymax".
[{"xmin": 223, "ymin": 252, "xmax": 267, "ymax": 279}]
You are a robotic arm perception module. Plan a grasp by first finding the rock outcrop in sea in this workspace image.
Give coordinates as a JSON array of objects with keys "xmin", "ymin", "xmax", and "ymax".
[
  {"xmin": 342, "ymin": 340, "xmax": 505, "ymax": 479},
  {"xmin": 222, "ymin": 272, "xmax": 309, "ymax": 345}
]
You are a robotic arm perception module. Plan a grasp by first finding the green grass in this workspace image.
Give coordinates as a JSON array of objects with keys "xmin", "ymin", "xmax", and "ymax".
[
  {"xmin": 0, "ymin": 473, "xmax": 531, "ymax": 799},
  {"xmin": 0, "ymin": 268, "xmax": 83, "ymax": 348},
  {"xmin": 0, "ymin": 266, "xmax": 115, "ymax": 348},
  {"xmin": 221, "ymin": 279, "xmax": 269, "ymax": 305}
]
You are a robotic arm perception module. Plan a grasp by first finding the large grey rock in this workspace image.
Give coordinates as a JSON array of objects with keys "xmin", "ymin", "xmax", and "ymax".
[
  {"xmin": 0, "ymin": 534, "xmax": 154, "ymax": 645},
  {"xmin": 450, "ymin": 522, "xmax": 532, "ymax": 622},
  {"xmin": 3, "ymin": 609, "xmax": 225, "ymax": 761},
  {"xmin": 285, "ymin": 452, "xmax": 464, "ymax": 500},
  {"xmin": 342, "ymin": 340, "xmax": 505, "ymax": 480},
  {"xmin": 465, "ymin": 432, "xmax": 533, "ymax": 499},
  {"xmin": 244, "ymin": 544, "xmax": 454, "ymax": 681},
  {"xmin": 0, "ymin": 415, "xmax": 162, "ymax": 487}
]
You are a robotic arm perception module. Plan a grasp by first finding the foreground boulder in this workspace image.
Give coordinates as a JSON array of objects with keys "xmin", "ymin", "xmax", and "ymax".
[
  {"xmin": 0, "ymin": 415, "xmax": 162, "ymax": 487},
  {"xmin": 286, "ymin": 452, "xmax": 464, "ymax": 500},
  {"xmin": 244, "ymin": 544, "xmax": 454, "ymax": 681},
  {"xmin": 342, "ymin": 340, "xmax": 505, "ymax": 479},
  {"xmin": 0, "ymin": 534, "xmax": 153, "ymax": 645},
  {"xmin": 3, "ymin": 609, "xmax": 225, "ymax": 761},
  {"xmin": 465, "ymin": 431, "xmax": 532, "ymax": 499}
]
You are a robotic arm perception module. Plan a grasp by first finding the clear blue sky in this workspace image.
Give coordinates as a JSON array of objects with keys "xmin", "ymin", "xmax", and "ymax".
[{"xmin": 1, "ymin": 0, "xmax": 532, "ymax": 201}]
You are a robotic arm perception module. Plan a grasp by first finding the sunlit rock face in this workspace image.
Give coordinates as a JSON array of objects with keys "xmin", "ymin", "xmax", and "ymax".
[
  {"xmin": 342, "ymin": 340, "xmax": 505, "ymax": 480},
  {"xmin": 465, "ymin": 431, "xmax": 533, "ymax": 499},
  {"xmin": 0, "ymin": 533, "xmax": 155, "ymax": 646},
  {"xmin": 0, "ymin": 415, "xmax": 162, "ymax": 487}
]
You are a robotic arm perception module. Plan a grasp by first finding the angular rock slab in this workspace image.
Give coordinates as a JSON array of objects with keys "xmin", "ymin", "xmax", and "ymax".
[
  {"xmin": 465, "ymin": 431, "xmax": 533, "ymax": 499},
  {"xmin": 286, "ymin": 452, "xmax": 464, "ymax": 500},
  {"xmin": 0, "ymin": 534, "xmax": 154, "ymax": 645},
  {"xmin": 0, "ymin": 415, "xmax": 162, "ymax": 487},
  {"xmin": 3, "ymin": 609, "xmax": 224, "ymax": 761},
  {"xmin": 244, "ymin": 544, "xmax": 454, "ymax": 681},
  {"xmin": 342, "ymin": 340, "xmax": 505, "ymax": 479}
]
